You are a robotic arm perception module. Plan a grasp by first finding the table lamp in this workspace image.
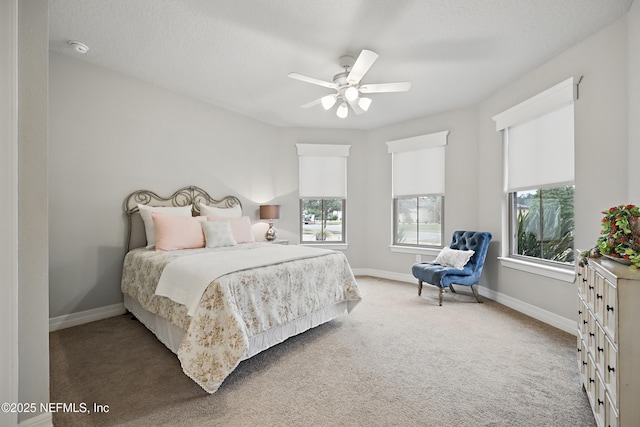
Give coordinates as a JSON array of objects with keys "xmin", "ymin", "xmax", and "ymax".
[{"xmin": 259, "ymin": 204, "xmax": 280, "ymax": 241}]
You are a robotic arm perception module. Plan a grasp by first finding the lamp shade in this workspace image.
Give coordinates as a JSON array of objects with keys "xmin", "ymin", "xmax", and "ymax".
[{"xmin": 259, "ymin": 205, "xmax": 280, "ymax": 220}]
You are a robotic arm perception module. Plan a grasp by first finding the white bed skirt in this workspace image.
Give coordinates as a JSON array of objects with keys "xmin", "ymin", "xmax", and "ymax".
[{"xmin": 124, "ymin": 294, "xmax": 348, "ymax": 360}]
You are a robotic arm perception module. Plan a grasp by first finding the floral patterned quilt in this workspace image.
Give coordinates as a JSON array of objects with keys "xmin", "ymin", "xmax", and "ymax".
[{"xmin": 121, "ymin": 243, "xmax": 361, "ymax": 393}]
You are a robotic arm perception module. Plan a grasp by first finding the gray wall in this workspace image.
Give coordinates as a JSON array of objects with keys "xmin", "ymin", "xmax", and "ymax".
[
  {"xmin": 18, "ymin": 0, "xmax": 50, "ymax": 424},
  {"xmin": 1, "ymin": 1, "xmax": 19, "ymax": 425},
  {"xmin": 49, "ymin": 8, "xmax": 638, "ymax": 334}
]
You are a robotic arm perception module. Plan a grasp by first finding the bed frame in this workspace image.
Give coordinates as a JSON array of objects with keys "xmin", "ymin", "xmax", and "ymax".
[{"xmin": 123, "ymin": 185, "xmax": 241, "ymax": 252}]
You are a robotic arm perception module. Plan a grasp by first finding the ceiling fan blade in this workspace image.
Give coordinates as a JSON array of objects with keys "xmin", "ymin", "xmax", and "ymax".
[
  {"xmin": 359, "ymin": 82, "xmax": 412, "ymax": 93},
  {"xmin": 301, "ymin": 97, "xmax": 324, "ymax": 108},
  {"xmin": 348, "ymin": 99, "xmax": 365, "ymax": 115},
  {"xmin": 288, "ymin": 72, "xmax": 336, "ymax": 89},
  {"xmin": 346, "ymin": 49, "xmax": 379, "ymax": 85}
]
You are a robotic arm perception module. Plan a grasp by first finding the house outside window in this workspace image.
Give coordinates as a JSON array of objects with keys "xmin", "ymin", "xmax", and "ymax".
[
  {"xmin": 494, "ymin": 77, "xmax": 577, "ymax": 267},
  {"xmin": 387, "ymin": 131, "xmax": 449, "ymax": 249},
  {"xmin": 296, "ymin": 144, "xmax": 350, "ymax": 244},
  {"xmin": 394, "ymin": 195, "xmax": 443, "ymax": 246}
]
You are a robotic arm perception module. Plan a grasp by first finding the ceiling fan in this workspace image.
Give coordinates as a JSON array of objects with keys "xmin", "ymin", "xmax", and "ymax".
[{"xmin": 288, "ymin": 49, "xmax": 411, "ymax": 119}]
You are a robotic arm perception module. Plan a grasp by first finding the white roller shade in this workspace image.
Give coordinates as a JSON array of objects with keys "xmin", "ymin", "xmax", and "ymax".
[
  {"xmin": 507, "ymin": 102, "xmax": 574, "ymax": 191},
  {"xmin": 297, "ymin": 144, "xmax": 349, "ymax": 198},
  {"xmin": 387, "ymin": 131, "xmax": 448, "ymax": 197}
]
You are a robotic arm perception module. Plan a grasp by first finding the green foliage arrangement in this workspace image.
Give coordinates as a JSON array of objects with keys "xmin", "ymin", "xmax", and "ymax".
[{"xmin": 585, "ymin": 204, "xmax": 640, "ymax": 269}]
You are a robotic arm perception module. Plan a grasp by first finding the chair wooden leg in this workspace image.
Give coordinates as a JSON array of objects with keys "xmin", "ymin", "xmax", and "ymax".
[
  {"xmin": 449, "ymin": 284, "xmax": 456, "ymax": 293},
  {"xmin": 418, "ymin": 280, "xmax": 423, "ymax": 296},
  {"xmin": 471, "ymin": 284, "xmax": 483, "ymax": 303},
  {"xmin": 438, "ymin": 288, "xmax": 444, "ymax": 306}
]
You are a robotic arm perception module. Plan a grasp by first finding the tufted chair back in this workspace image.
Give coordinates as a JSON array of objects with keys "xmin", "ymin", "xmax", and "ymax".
[{"xmin": 449, "ymin": 230, "xmax": 492, "ymax": 276}]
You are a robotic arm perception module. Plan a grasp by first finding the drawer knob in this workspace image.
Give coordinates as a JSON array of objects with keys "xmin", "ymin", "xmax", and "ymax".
[
  {"xmin": 589, "ymin": 378, "xmax": 595, "ymax": 384},
  {"xmin": 606, "ymin": 305, "xmax": 614, "ymax": 312},
  {"xmin": 582, "ymin": 361, "xmax": 588, "ymax": 366},
  {"xmin": 597, "ymin": 346, "xmax": 603, "ymax": 353},
  {"xmin": 589, "ymin": 285, "xmax": 594, "ymax": 290},
  {"xmin": 582, "ymin": 277, "xmax": 587, "ymax": 282},
  {"xmin": 578, "ymin": 310, "xmax": 583, "ymax": 315},
  {"xmin": 608, "ymin": 365, "xmax": 615, "ymax": 373},
  {"xmin": 598, "ymin": 399, "xmax": 604, "ymax": 406},
  {"xmin": 596, "ymin": 294, "xmax": 603, "ymax": 300},
  {"xmin": 583, "ymin": 320, "xmax": 588, "ymax": 325},
  {"xmin": 589, "ymin": 332, "xmax": 595, "ymax": 337},
  {"xmin": 577, "ymin": 347, "xmax": 581, "ymax": 352}
]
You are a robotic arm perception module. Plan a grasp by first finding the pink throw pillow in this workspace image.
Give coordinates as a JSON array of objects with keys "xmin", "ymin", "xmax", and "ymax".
[
  {"xmin": 152, "ymin": 212, "xmax": 207, "ymax": 251},
  {"xmin": 208, "ymin": 216, "xmax": 255, "ymax": 243}
]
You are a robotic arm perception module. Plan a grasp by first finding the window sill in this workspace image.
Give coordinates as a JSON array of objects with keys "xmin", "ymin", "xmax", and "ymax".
[
  {"xmin": 498, "ymin": 256, "xmax": 575, "ymax": 283},
  {"xmin": 389, "ymin": 245, "xmax": 441, "ymax": 257},
  {"xmin": 301, "ymin": 243, "xmax": 349, "ymax": 250}
]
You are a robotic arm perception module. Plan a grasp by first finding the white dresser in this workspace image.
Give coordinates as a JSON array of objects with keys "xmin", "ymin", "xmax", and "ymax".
[{"xmin": 577, "ymin": 257, "xmax": 640, "ymax": 427}]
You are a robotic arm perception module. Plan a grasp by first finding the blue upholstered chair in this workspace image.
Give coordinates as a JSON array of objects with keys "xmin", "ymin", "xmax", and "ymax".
[{"xmin": 412, "ymin": 231, "xmax": 492, "ymax": 306}]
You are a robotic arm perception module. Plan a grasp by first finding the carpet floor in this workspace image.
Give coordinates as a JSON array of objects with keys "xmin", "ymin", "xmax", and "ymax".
[{"xmin": 50, "ymin": 277, "xmax": 595, "ymax": 426}]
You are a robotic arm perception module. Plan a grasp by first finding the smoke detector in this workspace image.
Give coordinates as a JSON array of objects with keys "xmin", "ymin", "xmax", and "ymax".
[{"xmin": 68, "ymin": 41, "xmax": 89, "ymax": 54}]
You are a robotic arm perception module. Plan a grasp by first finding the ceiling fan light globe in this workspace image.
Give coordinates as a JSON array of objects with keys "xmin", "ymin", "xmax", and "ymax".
[
  {"xmin": 321, "ymin": 95, "xmax": 337, "ymax": 110},
  {"xmin": 358, "ymin": 97, "xmax": 372, "ymax": 111},
  {"xmin": 336, "ymin": 102, "xmax": 349, "ymax": 119},
  {"xmin": 344, "ymin": 86, "xmax": 359, "ymax": 102}
]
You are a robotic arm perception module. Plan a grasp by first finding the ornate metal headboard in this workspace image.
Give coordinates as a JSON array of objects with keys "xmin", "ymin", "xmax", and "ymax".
[{"xmin": 123, "ymin": 185, "xmax": 242, "ymax": 251}]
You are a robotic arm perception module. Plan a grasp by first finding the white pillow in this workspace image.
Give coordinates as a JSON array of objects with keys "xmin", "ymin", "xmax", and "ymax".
[
  {"xmin": 208, "ymin": 216, "xmax": 255, "ymax": 244},
  {"xmin": 201, "ymin": 221, "xmax": 237, "ymax": 248},
  {"xmin": 138, "ymin": 204, "xmax": 192, "ymax": 248},
  {"xmin": 200, "ymin": 204, "xmax": 242, "ymax": 219},
  {"xmin": 434, "ymin": 246, "xmax": 475, "ymax": 270}
]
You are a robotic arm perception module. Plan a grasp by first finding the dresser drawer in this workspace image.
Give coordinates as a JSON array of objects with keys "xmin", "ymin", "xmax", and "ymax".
[
  {"xmin": 606, "ymin": 395, "xmax": 619, "ymax": 427},
  {"xmin": 578, "ymin": 337, "xmax": 589, "ymax": 386},
  {"xmin": 593, "ymin": 270, "xmax": 605, "ymax": 323},
  {"xmin": 594, "ymin": 322, "xmax": 606, "ymax": 374},
  {"xmin": 603, "ymin": 278, "xmax": 617, "ymax": 343},
  {"xmin": 604, "ymin": 334, "xmax": 617, "ymax": 405},
  {"xmin": 587, "ymin": 310, "xmax": 597, "ymax": 352},
  {"xmin": 594, "ymin": 368, "xmax": 606, "ymax": 427},
  {"xmin": 586, "ymin": 266, "xmax": 597, "ymax": 310},
  {"xmin": 578, "ymin": 298, "xmax": 589, "ymax": 337},
  {"xmin": 577, "ymin": 262, "xmax": 588, "ymax": 298}
]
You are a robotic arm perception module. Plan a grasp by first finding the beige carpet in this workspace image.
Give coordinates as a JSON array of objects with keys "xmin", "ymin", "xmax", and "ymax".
[{"xmin": 50, "ymin": 277, "xmax": 594, "ymax": 427}]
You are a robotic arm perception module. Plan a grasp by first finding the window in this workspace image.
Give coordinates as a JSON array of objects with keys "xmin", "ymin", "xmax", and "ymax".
[
  {"xmin": 394, "ymin": 196, "xmax": 443, "ymax": 246},
  {"xmin": 301, "ymin": 199, "xmax": 344, "ymax": 242},
  {"xmin": 296, "ymin": 144, "xmax": 350, "ymax": 244},
  {"xmin": 494, "ymin": 77, "xmax": 577, "ymax": 266},
  {"xmin": 511, "ymin": 186, "xmax": 574, "ymax": 263},
  {"xmin": 387, "ymin": 131, "xmax": 449, "ymax": 248}
]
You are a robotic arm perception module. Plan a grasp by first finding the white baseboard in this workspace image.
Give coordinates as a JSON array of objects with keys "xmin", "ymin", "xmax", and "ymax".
[
  {"xmin": 479, "ymin": 287, "xmax": 576, "ymax": 335},
  {"xmin": 354, "ymin": 268, "xmax": 576, "ymax": 335},
  {"xmin": 49, "ymin": 303, "xmax": 126, "ymax": 332},
  {"xmin": 19, "ymin": 413, "xmax": 52, "ymax": 427}
]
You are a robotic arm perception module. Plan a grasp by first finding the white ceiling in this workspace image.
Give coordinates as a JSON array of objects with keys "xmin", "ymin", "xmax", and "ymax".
[{"xmin": 49, "ymin": 0, "xmax": 633, "ymax": 130}]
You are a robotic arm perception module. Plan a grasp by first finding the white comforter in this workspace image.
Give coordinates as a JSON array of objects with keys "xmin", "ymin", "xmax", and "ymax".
[{"xmin": 155, "ymin": 245, "xmax": 334, "ymax": 316}]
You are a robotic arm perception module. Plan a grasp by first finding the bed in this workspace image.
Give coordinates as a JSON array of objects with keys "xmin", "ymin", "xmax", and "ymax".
[{"xmin": 120, "ymin": 186, "xmax": 361, "ymax": 393}]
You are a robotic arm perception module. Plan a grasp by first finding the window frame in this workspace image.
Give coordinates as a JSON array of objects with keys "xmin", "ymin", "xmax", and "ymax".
[
  {"xmin": 508, "ymin": 186, "xmax": 575, "ymax": 268},
  {"xmin": 300, "ymin": 198, "xmax": 346, "ymax": 244},
  {"xmin": 392, "ymin": 195, "xmax": 444, "ymax": 248}
]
